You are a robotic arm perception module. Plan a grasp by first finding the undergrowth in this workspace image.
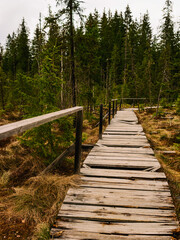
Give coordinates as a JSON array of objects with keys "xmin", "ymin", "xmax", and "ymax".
[
  {"xmin": 136, "ymin": 107, "xmax": 180, "ymax": 221},
  {"xmin": 0, "ymin": 110, "xmax": 100, "ymax": 239}
]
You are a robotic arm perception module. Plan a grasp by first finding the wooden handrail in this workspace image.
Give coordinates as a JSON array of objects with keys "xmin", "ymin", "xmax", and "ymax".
[
  {"xmin": 120, "ymin": 98, "xmax": 147, "ymax": 100},
  {"xmin": 0, "ymin": 106, "xmax": 83, "ymax": 140},
  {"xmin": 0, "ymin": 106, "xmax": 83, "ymax": 174}
]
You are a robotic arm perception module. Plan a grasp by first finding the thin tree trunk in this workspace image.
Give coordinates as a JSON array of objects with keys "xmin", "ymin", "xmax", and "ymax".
[
  {"xmin": 156, "ymin": 84, "xmax": 162, "ymax": 117},
  {"xmin": 130, "ymin": 45, "xmax": 138, "ymax": 97},
  {"xmin": 147, "ymin": 60, "xmax": 152, "ymax": 104},
  {"xmin": 122, "ymin": 33, "xmax": 128, "ymax": 99},
  {"xmin": 61, "ymin": 49, "xmax": 64, "ymax": 108},
  {"xmin": 0, "ymin": 80, "xmax": 5, "ymax": 110},
  {"xmin": 70, "ymin": 1, "xmax": 76, "ymax": 107}
]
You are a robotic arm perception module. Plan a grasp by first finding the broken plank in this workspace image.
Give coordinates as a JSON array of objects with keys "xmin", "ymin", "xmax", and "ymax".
[
  {"xmin": 103, "ymin": 131, "xmax": 145, "ymax": 135},
  {"xmin": 84, "ymin": 159, "xmax": 160, "ymax": 170},
  {"xmin": 81, "ymin": 168, "xmax": 166, "ymax": 180}
]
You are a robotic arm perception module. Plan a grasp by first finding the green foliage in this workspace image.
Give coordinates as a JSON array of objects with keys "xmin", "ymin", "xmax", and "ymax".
[
  {"xmin": 138, "ymin": 104, "xmax": 145, "ymax": 112},
  {"xmin": 82, "ymin": 132, "xmax": 88, "ymax": 143},
  {"xmin": 160, "ymin": 98, "xmax": 172, "ymax": 108},
  {"xmin": 0, "ymin": 1, "xmax": 179, "ymax": 169},
  {"xmin": 175, "ymin": 95, "xmax": 180, "ymax": 115},
  {"xmin": 19, "ymin": 118, "xmax": 75, "ymax": 166},
  {"xmin": 153, "ymin": 108, "xmax": 165, "ymax": 118}
]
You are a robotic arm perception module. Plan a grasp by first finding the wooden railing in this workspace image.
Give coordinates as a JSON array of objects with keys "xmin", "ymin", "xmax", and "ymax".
[
  {"xmin": 0, "ymin": 106, "xmax": 83, "ymax": 174},
  {"xmin": 98, "ymin": 99, "xmax": 118, "ymax": 139},
  {"xmin": 120, "ymin": 98, "xmax": 147, "ymax": 109},
  {"xmin": 98, "ymin": 98, "xmax": 148, "ymax": 139}
]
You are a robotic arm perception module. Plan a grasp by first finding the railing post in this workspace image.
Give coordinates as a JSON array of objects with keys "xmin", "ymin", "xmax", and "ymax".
[
  {"xmin": 120, "ymin": 99, "xmax": 122, "ymax": 110},
  {"xmin": 74, "ymin": 110, "xmax": 83, "ymax": 174},
  {"xmin": 113, "ymin": 101, "xmax": 115, "ymax": 118},
  {"xmin": 116, "ymin": 100, "xmax": 117, "ymax": 114},
  {"xmin": 108, "ymin": 101, "xmax": 111, "ymax": 125},
  {"xmin": 99, "ymin": 104, "xmax": 103, "ymax": 139}
]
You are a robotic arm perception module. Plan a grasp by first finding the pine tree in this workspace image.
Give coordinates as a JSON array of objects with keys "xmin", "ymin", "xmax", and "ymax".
[
  {"xmin": 3, "ymin": 33, "xmax": 17, "ymax": 79},
  {"xmin": 56, "ymin": 0, "xmax": 84, "ymax": 107},
  {"xmin": 0, "ymin": 47, "xmax": 6, "ymax": 110},
  {"xmin": 16, "ymin": 19, "xmax": 30, "ymax": 73}
]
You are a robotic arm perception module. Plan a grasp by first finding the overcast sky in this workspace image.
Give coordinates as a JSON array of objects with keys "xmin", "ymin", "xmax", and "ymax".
[{"xmin": 0, "ymin": 0, "xmax": 179, "ymax": 46}]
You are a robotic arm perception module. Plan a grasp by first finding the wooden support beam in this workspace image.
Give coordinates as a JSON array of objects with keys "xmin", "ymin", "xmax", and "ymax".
[
  {"xmin": 99, "ymin": 104, "xmax": 103, "ymax": 140},
  {"xmin": 74, "ymin": 110, "xmax": 83, "ymax": 174}
]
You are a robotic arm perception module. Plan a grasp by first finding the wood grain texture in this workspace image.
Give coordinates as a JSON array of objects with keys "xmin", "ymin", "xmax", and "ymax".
[
  {"xmin": 50, "ymin": 109, "xmax": 178, "ymax": 239},
  {"xmin": 51, "ymin": 231, "xmax": 172, "ymax": 240},
  {"xmin": 0, "ymin": 106, "xmax": 83, "ymax": 140},
  {"xmin": 52, "ymin": 219, "xmax": 177, "ymax": 235},
  {"xmin": 81, "ymin": 168, "xmax": 166, "ymax": 180}
]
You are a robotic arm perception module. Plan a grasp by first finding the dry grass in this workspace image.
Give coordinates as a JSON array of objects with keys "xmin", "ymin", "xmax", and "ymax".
[
  {"xmin": 0, "ymin": 173, "xmax": 79, "ymax": 239},
  {"xmin": 11, "ymin": 175, "xmax": 78, "ymax": 222},
  {"xmin": 0, "ymin": 113, "xmax": 100, "ymax": 239},
  {"xmin": 136, "ymin": 107, "xmax": 180, "ymax": 221}
]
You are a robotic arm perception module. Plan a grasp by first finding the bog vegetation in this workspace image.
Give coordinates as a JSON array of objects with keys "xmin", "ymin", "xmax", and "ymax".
[{"xmin": 0, "ymin": 0, "xmax": 179, "ymax": 239}]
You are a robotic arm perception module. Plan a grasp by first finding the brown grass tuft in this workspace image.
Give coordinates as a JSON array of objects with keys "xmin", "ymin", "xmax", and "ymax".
[
  {"xmin": 10, "ymin": 174, "xmax": 79, "ymax": 224},
  {"xmin": 136, "ymin": 108, "xmax": 180, "ymax": 221}
]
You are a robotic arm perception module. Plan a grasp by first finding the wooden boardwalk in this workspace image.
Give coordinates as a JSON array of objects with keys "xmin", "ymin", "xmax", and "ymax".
[{"xmin": 51, "ymin": 109, "xmax": 178, "ymax": 240}]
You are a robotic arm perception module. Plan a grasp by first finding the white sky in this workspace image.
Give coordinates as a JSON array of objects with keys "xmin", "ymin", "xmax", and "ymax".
[{"xmin": 0, "ymin": 0, "xmax": 179, "ymax": 46}]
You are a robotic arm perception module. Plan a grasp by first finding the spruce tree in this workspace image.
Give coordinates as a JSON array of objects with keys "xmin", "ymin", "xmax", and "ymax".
[
  {"xmin": 16, "ymin": 19, "xmax": 30, "ymax": 73},
  {"xmin": 56, "ymin": 0, "xmax": 84, "ymax": 107}
]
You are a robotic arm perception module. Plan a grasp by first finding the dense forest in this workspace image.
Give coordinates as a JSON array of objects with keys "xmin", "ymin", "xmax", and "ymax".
[{"xmin": 0, "ymin": 0, "xmax": 179, "ymax": 116}]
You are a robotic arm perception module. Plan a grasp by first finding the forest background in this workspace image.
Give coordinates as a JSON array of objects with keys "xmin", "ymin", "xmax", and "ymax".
[
  {"xmin": 0, "ymin": 0, "xmax": 179, "ymax": 160},
  {"xmin": 0, "ymin": 0, "xmax": 179, "ymax": 112}
]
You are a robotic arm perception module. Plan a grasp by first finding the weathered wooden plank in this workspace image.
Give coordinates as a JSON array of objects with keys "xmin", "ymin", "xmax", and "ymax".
[
  {"xmin": 104, "ymin": 131, "xmax": 145, "ymax": 135},
  {"xmin": 84, "ymin": 159, "xmax": 160, "ymax": 169},
  {"xmin": 58, "ymin": 210, "xmax": 176, "ymax": 224},
  {"xmin": 67, "ymin": 187, "xmax": 172, "ymax": 198},
  {"xmin": 86, "ymin": 155, "xmax": 157, "ymax": 161},
  {"xmin": 92, "ymin": 146, "xmax": 154, "ymax": 154},
  {"xmin": 97, "ymin": 141, "xmax": 150, "ymax": 147},
  {"xmin": 51, "ymin": 230, "xmax": 173, "ymax": 240},
  {"xmin": 80, "ymin": 177, "xmax": 169, "ymax": 191},
  {"xmin": 81, "ymin": 168, "xmax": 166, "ymax": 180},
  {"xmin": 52, "ymin": 219, "xmax": 177, "ymax": 235},
  {"xmin": 64, "ymin": 188, "xmax": 173, "ymax": 209},
  {"xmin": 59, "ymin": 204, "xmax": 176, "ymax": 218},
  {"xmin": 0, "ymin": 106, "xmax": 83, "ymax": 140},
  {"xmin": 80, "ymin": 176, "xmax": 169, "ymax": 187},
  {"xmin": 106, "ymin": 125, "xmax": 143, "ymax": 129},
  {"xmin": 105, "ymin": 129, "xmax": 143, "ymax": 132},
  {"xmin": 98, "ymin": 139, "xmax": 149, "ymax": 144},
  {"xmin": 59, "ymin": 204, "xmax": 175, "ymax": 222},
  {"xmin": 102, "ymin": 135, "xmax": 147, "ymax": 139},
  {"xmin": 88, "ymin": 152, "xmax": 157, "ymax": 160}
]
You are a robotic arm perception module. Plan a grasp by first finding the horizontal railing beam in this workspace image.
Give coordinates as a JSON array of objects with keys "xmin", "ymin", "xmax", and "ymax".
[
  {"xmin": 120, "ymin": 98, "xmax": 147, "ymax": 100},
  {"xmin": 0, "ymin": 106, "xmax": 83, "ymax": 140}
]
